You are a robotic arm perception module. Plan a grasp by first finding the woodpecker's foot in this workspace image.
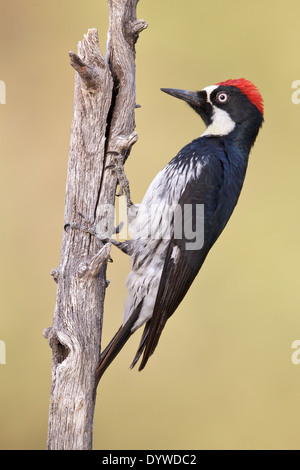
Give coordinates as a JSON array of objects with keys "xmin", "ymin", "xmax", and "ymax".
[
  {"xmin": 64, "ymin": 222, "xmax": 132, "ymax": 256},
  {"xmin": 64, "ymin": 222, "xmax": 97, "ymax": 238},
  {"xmin": 106, "ymin": 159, "xmax": 132, "ymax": 207},
  {"xmin": 109, "ymin": 239, "xmax": 132, "ymax": 255},
  {"xmin": 96, "ymin": 237, "xmax": 132, "ymax": 256},
  {"xmin": 106, "ymin": 132, "xmax": 138, "ymax": 209},
  {"xmin": 65, "ymin": 212, "xmax": 123, "ymax": 238}
]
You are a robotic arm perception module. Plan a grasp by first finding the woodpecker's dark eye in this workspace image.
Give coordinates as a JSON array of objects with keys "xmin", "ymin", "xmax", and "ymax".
[{"xmin": 216, "ymin": 92, "xmax": 229, "ymax": 104}]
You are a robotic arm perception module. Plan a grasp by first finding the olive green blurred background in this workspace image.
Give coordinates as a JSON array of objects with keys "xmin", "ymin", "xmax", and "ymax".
[{"xmin": 0, "ymin": 0, "xmax": 299, "ymax": 450}]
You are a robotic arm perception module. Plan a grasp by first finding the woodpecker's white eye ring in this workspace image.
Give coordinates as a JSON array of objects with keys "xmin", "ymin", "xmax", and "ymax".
[{"xmin": 216, "ymin": 92, "xmax": 229, "ymax": 104}]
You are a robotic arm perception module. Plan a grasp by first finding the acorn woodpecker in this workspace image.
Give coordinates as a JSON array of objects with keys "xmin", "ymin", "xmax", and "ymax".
[{"xmin": 97, "ymin": 78, "xmax": 264, "ymax": 380}]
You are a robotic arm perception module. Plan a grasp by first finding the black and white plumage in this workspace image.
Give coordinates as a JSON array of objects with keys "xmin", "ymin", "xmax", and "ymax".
[{"xmin": 97, "ymin": 78, "xmax": 264, "ymax": 380}]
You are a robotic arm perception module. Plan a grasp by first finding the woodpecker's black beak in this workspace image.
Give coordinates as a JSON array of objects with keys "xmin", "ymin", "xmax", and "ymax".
[
  {"xmin": 161, "ymin": 88, "xmax": 212, "ymax": 126},
  {"xmin": 161, "ymin": 88, "xmax": 200, "ymax": 108}
]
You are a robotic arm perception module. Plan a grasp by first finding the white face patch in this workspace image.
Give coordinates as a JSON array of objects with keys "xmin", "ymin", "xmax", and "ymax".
[
  {"xmin": 202, "ymin": 106, "xmax": 235, "ymax": 136},
  {"xmin": 202, "ymin": 85, "xmax": 218, "ymax": 104},
  {"xmin": 201, "ymin": 85, "xmax": 235, "ymax": 136}
]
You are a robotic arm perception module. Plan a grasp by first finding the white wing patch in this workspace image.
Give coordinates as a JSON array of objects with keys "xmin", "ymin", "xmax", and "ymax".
[
  {"xmin": 123, "ymin": 156, "xmax": 205, "ymax": 330},
  {"xmin": 170, "ymin": 245, "xmax": 181, "ymax": 261}
]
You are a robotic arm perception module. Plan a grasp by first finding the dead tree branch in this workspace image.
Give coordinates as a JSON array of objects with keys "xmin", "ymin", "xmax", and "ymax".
[{"xmin": 44, "ymin": 0, "xmax": 147, "ymax": 450}]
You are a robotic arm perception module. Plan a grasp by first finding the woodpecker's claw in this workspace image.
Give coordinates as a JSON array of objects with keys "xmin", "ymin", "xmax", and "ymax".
[
  {"xmin": 106, "ymin": 132, "xmax": 139, "ymax": 209},
  {"xmin": 115, "ymin": 166, "xmax": 132, "ymax": 206},
  {"xmin": 105, "ymin": 161, "xmax": 132, "ymax": 205},
  {"xmin": 65, "ymin": 222, "xmax": 97, "ymax": 237},
  {"xmin": 65, "ymin": 222, "xmax": 132, "ymax": 256}
]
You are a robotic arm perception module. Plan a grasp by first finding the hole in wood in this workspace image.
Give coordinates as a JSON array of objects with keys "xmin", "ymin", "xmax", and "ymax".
[{"xmin": 56, "ymin": 341, "xmax": 70, "ymax": 364}]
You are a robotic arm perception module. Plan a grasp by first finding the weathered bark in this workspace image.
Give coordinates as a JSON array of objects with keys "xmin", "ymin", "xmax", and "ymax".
[{"xmin": 44, "ymin": 0, "xmax": 147, "ymax": 450}]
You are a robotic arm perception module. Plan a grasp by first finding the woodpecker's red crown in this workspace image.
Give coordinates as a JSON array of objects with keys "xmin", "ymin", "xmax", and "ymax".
[{"xmin": 216, "ymin": 78, "xmax": 264, "ymax": 116}]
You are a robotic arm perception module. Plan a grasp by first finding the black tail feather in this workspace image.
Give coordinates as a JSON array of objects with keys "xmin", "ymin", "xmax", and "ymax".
[
  {"xmin": 138, "ymin": 317, "xmax": 168, "ymax": 371},
  {"xmin": 96, "ymin": 301, "xmax": 142, "ymax": 383},
  {"xmin": 130, "ymin": 320, "xmax": 151, "ymax": 369}
]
